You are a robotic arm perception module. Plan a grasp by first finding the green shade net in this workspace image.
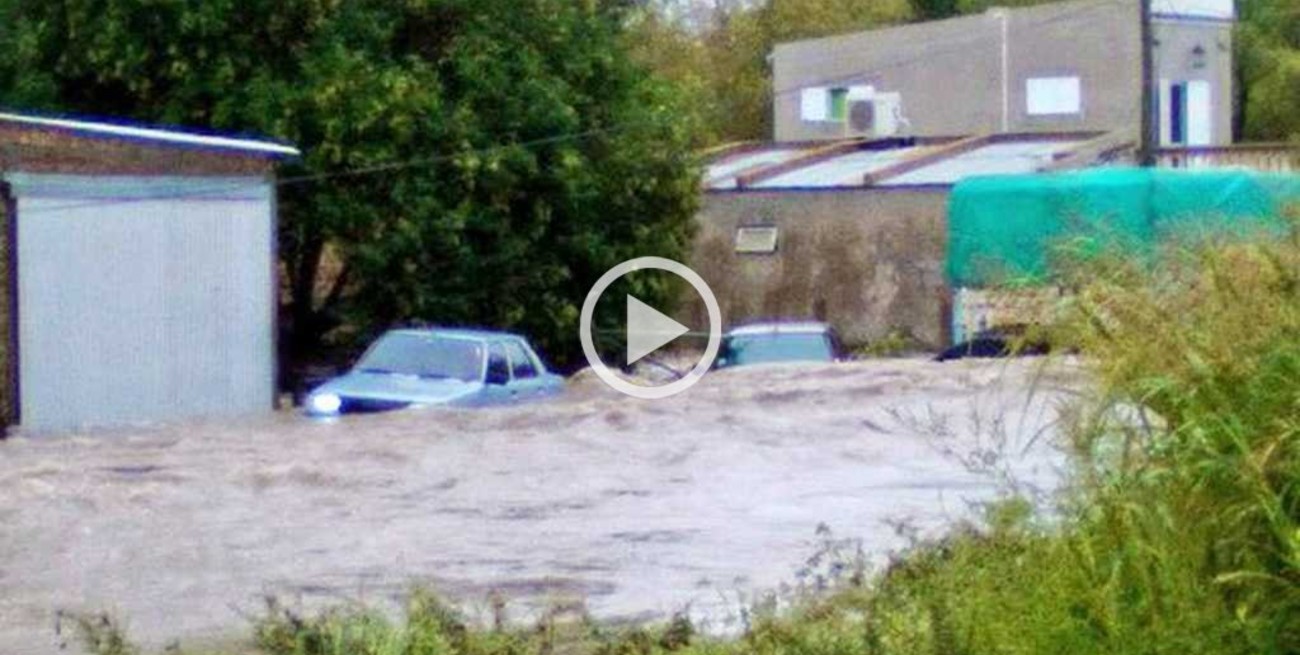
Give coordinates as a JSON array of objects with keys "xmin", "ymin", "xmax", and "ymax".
[{"xmin": 946, "ymin": 168, "xmax": 1300, "ymax": 288}]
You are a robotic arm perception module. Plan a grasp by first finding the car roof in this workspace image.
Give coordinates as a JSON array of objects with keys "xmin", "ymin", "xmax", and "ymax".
[
  {"xmin": 387, "ymin": 327, "xmax": 526, "ymax": 341},
  {"xmin": 726, "ymin": 321, "xmax": 832, "ymax": 336}
]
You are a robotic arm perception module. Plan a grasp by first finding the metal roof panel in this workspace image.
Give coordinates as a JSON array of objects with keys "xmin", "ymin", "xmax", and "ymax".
[
  {"xmin": 880, "ymin": 140, "xmax": 1080, "ymax": 186},
  {"xmin": 752, "ymin": 147, "xmax": 926, "ymax": 188},
  {"xmin": 705, "ymin": 147, "xmax": 809, "ymax": 189}
]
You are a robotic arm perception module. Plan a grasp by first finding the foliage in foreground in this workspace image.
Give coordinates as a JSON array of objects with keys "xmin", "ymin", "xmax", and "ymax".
[{"xmin": 75, "ymin": 231, "xmax": 1300, "ymax": 654}]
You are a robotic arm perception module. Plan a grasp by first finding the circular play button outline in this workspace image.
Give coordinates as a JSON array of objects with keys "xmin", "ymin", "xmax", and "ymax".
[{"xmin": 579, "ymin": 256, "xmax": 722, "ymax": 399}]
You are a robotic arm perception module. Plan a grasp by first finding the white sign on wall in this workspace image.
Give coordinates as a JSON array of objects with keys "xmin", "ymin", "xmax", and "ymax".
[{"xmin": 1026, "ymin": 76, "xmax": 1082, "ymax": 116}]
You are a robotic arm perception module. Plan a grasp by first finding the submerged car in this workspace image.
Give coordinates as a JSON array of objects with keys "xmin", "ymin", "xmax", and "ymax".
[
  {"xmin": 935, "ymin": 324, "xmax": 1051, "ymax": 362},
  {"xmin": 713, "ymin": 321, "xmax": 840, "ymax": 369},
  {"xmin": 304, "ymin": 328, "xmax": 564, "ymax": 417}
]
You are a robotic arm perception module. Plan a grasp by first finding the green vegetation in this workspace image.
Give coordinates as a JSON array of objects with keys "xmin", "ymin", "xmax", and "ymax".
[
  {"xmin": 626, "ymin": 0, "xmax": 913, "ymax": 144},
  {"xmin": 71, "ymin": 224, "xmax": 1300, "ymax": 654},
  {"xmin": 851, "ymin": 329, "xmax": 921, "ymax": 358},
  {"xmin": 1238, "ymin": 0, "xmax": 1300, "ymax": 142},
  {"xmin": 0, "ymin": 0, "xmax": 700, "ymax": 370}
]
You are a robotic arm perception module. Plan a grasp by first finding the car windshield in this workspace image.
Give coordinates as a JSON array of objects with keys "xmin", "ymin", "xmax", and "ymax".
[
  {"xmin": 722, "ymin": 333, "xmax": 833, "ymax": 366},
  {"xmin": 353, "ymin": 333, "xmax": 485, "ymax": 382}
]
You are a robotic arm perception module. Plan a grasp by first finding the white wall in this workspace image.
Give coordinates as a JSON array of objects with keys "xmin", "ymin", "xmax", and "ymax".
[{"xmin": 10, "ymin": 175, "xmax": 275, "ymax": 431}]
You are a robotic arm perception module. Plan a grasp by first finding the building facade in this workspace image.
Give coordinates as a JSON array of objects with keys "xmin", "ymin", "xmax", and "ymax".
[
  {"xmin": 692, "ymin": 133, "xmax": 1117, "ymax": 347},
  {"xmin": 0, "ymin": 112, "xmax": 297, "ymax": 432},
  {"xmin": 772, "ymin": 0, "xmax": 1234, "ymax": 147}
]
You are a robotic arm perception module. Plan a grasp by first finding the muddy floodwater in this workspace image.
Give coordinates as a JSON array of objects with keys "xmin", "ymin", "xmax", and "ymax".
[{"xmin": 0, "ymin": 358, "xmax": 1079, "ymax": 654}]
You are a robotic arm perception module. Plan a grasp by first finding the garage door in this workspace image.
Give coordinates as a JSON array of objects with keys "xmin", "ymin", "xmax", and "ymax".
[{"xmin": 14, "ymin": 175, "xmax": 275, "ymax": 431}]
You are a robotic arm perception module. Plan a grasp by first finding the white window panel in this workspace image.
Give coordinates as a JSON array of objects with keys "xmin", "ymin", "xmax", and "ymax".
[
  {"xmin": 1186, "ymin": 80, "xmax": 1212, "ymax": 146},
  {"xmin": 1026, "ymin": 76, "xmax": 1081, "ymax": 115},
  {"xmin": 801, "ymin": 87, "xmax": 829, "ymax": 121}
]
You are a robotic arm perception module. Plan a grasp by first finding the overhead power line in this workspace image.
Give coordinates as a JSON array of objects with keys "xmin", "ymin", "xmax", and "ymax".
[
  {"xmin": 12, "ymin": 121, "xmax": 653, "ymax": 216},
  {"xmin": 10, "ymin": 0, "xmax": 1147, "ymax": 215}
]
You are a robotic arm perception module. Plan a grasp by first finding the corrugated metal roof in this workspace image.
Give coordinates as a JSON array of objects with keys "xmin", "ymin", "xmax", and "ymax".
[
  {"xmin": 705, "ymin": 147, "xmax": 808, "ymax": 189},
  {"xmin": 879, "ymin": 140, "xmax": 1080, "ymax": 186},
  {"xmin": 701, "ymin": 135, "xmax": 1107, "ymax": 191},
  {"xmin": 0, "ymin": 112, "xmax": 301, "ymax": 157},
  {"xmin": 752, "ymin": 147, "xmax": 927, "ymax": 188}
]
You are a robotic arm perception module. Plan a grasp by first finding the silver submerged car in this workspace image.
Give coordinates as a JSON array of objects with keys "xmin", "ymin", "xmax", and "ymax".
[
  {"xmin": 713, "ymin": 321, "xmax": 841, "ymax": 369},
  {"xmin": 304, "ymin": 328, "xmax": 565, "ymax": 417}
]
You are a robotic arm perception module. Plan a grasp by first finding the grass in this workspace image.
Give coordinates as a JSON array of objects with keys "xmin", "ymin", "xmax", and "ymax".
[{"xmin": 75, "ymin": 224, "xmax": 1300, "ymax": 654}]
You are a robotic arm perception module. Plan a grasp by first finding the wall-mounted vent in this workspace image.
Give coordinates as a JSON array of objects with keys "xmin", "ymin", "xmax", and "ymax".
[{"xmin": 735, "ymin": 225, "xmax": 779, "ymax": 254}]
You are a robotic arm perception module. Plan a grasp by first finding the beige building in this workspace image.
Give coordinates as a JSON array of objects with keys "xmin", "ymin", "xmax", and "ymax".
[
  {"xmin": 771, "ymin": 0, "xmax": 1234, "ymax": 147},
  {"xmin": 690, "ymin": 133, "xmax": 1123, "ymax": 348},
  {"xmin": 0, "ymin": 112, "xmax": 297, "ymax": 432}
]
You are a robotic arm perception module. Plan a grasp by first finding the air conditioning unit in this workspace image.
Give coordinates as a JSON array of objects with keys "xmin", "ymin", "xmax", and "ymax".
[
  {"xmin": 847, "ymin": 91, "xmax": 904, "ymax": 137},
  {"xmin": 848, "ymin": 100, "xmax": 876, "ymax": 133}
]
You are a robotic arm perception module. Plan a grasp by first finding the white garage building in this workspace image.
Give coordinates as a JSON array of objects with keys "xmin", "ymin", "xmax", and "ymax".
[{"xmin": 0, "ymin": 112, "xmax": 298, "ymax": 432}]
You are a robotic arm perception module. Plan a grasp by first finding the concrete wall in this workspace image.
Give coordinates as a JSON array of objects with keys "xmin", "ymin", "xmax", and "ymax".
[
  {"xmin": 772, "ymin": 0, "xmax": 1232, "ymax": 146},
  {"xmin": 687, "ymin": 188, "xmax": 950, "ymax": 348},
  {"xmin": 9, "ymin": 174, "xmax": 275, "ymax": 431}
]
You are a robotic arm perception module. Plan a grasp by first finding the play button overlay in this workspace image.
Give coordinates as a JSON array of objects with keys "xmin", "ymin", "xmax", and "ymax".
[
  {"xmin": 580, "ymin": 256, "xmax": 722, "ymax": 400},
  {"xmin": 625, "ymin": 295, "xmax": 690, "ymax": 365}
]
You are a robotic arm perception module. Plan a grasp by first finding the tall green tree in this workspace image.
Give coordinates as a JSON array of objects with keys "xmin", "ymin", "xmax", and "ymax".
[
  {"xmin": 1237, "ymin": 0, "xmax": 1300, "ymax": 141},
  {"xmin": 626, "ymin": 0, "xmax": 912, "ymax": 143},
  {"xmin": 0, "ymin": 0, "xmax": 699, "ymax": 371}
]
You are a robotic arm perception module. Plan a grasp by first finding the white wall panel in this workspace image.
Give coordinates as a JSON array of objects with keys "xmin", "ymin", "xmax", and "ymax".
[
  {"xmin": 15, "ymin": 177, "xmax": 274, "ymax": 430},
  {"xmin": 1185, "ymin": 80, "xmax": 1212, "ymax": 146}
]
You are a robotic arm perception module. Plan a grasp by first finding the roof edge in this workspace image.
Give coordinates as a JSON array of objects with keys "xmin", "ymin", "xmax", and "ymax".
[{"xmin": 0, "ymin": 111, "xmax": 301, "ymax": 158}]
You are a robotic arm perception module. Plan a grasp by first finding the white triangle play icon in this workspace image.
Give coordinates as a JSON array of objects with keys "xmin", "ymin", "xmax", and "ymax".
[{"xmin": 625, "ymin": 295, "xmax": 691, "ymax": 366}]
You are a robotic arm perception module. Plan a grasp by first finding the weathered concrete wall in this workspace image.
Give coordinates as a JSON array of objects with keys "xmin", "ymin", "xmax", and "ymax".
[{"xmin": 686, "ymin": 188, "xmax": 950, "ymax": 348}]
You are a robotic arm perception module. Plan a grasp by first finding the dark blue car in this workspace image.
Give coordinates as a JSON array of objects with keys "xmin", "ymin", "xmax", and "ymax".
[{"xmin": 304, "ymin": 328, "xmax": 565, "ymax": 416}]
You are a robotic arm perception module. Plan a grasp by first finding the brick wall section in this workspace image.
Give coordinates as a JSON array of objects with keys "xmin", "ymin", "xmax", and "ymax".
[
  {"xmin": 0, "ymin": 124, "xmax": 278, "ymax": 176},
  {"xmin": 687, "ymin": 188, "xmax": 951, "ymax": 348}
]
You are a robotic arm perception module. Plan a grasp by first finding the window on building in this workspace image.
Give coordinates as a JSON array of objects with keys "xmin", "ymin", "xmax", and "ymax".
[
  {"xmin": 735, "ymin": 226, "xmax": 779, "ymax": 254},
  {"xmin": 1160, "ymin": 79, "xmax": 1212, "ymax": 147},
  {"xmin": 828, "ymin": 87, "xmax": 849, "ymax": 121},
  {"xmin": 1025, "ymin": 76, "xmax": 1082, "ymax": 115},
  {"xmin": 801, "ymin": 86, "xmax": 856, "ymax": 123},
  {"xmin": 800, "ymin": 88, "xmax": 829, "ymax": 121},
  {"xmin": 1185, "ymin": 80, "xmax": 1211, "ymax": 145}
]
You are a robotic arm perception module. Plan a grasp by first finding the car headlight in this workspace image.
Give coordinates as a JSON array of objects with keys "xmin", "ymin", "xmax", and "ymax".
[{"xmin": 307, "ymin": 392, "xmax": 342, "ymax": 415}]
